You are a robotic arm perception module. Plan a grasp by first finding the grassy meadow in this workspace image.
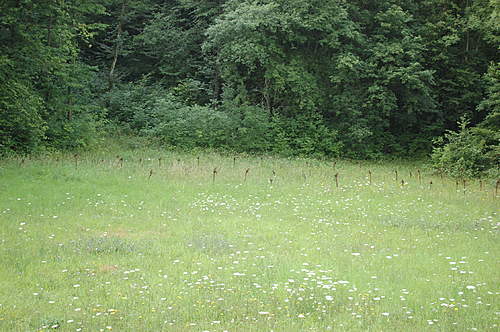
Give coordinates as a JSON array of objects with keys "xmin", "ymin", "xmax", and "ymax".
[{"xmin": 0, "ymin": 145, "xmax": 498, "ymax": 331}]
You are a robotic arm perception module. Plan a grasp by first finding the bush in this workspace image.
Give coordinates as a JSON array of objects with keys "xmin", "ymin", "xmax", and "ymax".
[
  {"xmin": 431, "ymin": 117, "xmax": 498, "ymax": 178},
  {"xmin": 44, "ymin": 112, "xmax": 103, "ymax": 150},
  {"xmin": 271, "ymin": 112, "xmax": 342, "ymax": 158},
  {"xmin": 226, "ymin": 105, "xmax": 272, "ymax": 153},
  {"xmin": 106, "ymin": 81, "xmax": 343, "ymax": 157},
  {"xmin": 104, "ymin": 81, "xmax": 166, "ymax": 130},
  {"xmin": 145, "ymin": 96, "xmax": 343, "ymax": 157},
  {"xmin": 148, "ymin": 96, "xmax": 235, "ymax": 149}
]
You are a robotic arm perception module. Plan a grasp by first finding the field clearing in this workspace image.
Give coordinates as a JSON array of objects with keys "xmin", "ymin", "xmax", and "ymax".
[{"xmin": 0, "ymin": 148, "xmax": 498, "ymax": 331}]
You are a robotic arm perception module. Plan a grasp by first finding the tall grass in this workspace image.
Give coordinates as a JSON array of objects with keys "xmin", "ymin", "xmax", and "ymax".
[{"xmin": 0, "ymin": 146, "xmax": 498, "ymax": 331}]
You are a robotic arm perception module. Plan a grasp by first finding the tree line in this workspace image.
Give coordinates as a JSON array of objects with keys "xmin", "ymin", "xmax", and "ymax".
[{"xmin": 1, "ymin": 0, "xmax": 498, "ymax": 166}]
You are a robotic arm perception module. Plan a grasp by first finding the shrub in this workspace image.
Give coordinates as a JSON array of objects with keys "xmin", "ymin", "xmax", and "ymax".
[
  {"xmin": 44, "ymin": 112, "xmax": 103, "ymax": 150},
  {"xmin": 226, "ymin": 105, "xmax": 272, "ymax": 153},
  {"xmin": 271, "ymin": 111, "xmax": 342, "ymax": 158},
  {"xmin": 148, "ymin": 96, "xmax": 235, "ymax": 149},
  {"xmin": 431, "ymin": 117, "xmax": 498, "ymax": 178},
  {"xmin": 104, "ymin": 81, "xmax": 166, "ymax": 130}
]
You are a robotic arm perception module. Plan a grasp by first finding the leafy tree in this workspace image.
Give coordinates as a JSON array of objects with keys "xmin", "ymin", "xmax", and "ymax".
[
  {"xmin": 0, "ymin": 74, "xmax": 45, "ymax": 153},
  {"xmin": 0, "ymin": 0, "xmax": 107, "ymax": 152},
  {"xmin": 331, "ymin": 2, "xmax": 437, "ymax": 156},
  {"xmin": 416, "ymin": 0, "xmax": 497, "ymax": 128},
  {"xmin": 204, "ymin": 0, "xmax": 359, "ymax": 155}
]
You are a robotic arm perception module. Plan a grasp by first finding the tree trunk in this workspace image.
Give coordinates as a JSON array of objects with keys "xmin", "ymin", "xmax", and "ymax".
[{"xmin": 108, "ymin": 1, "xmax": 126, "ymax": 90}]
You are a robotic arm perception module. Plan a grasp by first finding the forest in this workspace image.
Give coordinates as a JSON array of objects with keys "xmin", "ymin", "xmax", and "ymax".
[{"xmin": 1, "ymin": 0, "xmax": 498, "ymax": 173}]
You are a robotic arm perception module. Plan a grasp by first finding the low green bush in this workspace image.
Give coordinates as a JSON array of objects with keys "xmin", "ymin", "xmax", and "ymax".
[
  {"xmin": 271, "ymin": 112, "xmax": 342, "ymax": 158},
  {"xmin": 44, "ymin": 112, "xmax": 104, "ymax": 150},
  {"xmin": 148, "ymin": 97, "xmax": 235, "ymax": 149},
  {"xmin": 431, "ymin": 117, "xmax": 499, "ymax": 178}
]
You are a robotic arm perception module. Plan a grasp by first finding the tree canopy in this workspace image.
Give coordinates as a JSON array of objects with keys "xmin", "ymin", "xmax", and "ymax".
[{"xmin": 1, "ymin": 0, "xmax": 498, "ymax": 161}]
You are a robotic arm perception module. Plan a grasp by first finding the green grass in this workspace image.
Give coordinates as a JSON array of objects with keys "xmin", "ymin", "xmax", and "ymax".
[{"xmin": 0, "ymin": 147, "xmax": 498, "ymax": 331}]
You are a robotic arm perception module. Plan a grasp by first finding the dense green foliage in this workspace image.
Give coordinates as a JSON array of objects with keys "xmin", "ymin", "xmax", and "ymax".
[
  {"xmin": 0, "ymin": 0, "xmax": 107, "ymax": 152},
  {"xmin": 431, "ymin": 117, "xmax": 499, "ymax": 178},
  {"xmin": 1, "ymin": 0, "xmax": 499, "ymax": 164}
]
